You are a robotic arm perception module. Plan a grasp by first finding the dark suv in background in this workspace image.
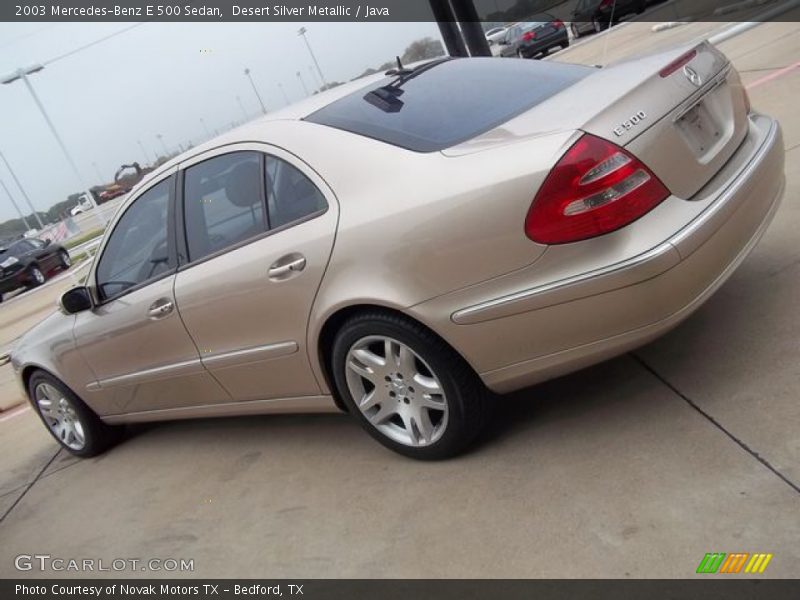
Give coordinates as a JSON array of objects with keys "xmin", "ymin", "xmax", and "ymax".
[
  {"xmin": 571, "ymin": 0, "xmax": 663, "ymax": 37},
  {"xmin": 0, "ymin": 238, "xmax": 71, "ymax": 301}
]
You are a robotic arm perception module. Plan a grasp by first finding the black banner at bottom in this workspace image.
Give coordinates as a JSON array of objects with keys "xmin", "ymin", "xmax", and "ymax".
[{"xmin": 4, "ymin": 580, "xmax": 800, "ymax": 600}]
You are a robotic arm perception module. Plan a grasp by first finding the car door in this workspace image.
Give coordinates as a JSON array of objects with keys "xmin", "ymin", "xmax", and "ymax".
[
  {"xmin": 73, "ymin": 171, "xmax": 231, "ymax": 415},
  {"xmin": 173, "ymin": 144, "xmax": 337, "ymax": 402},
  {"xmin": 502, "ymin": 26, "xmax": 519, "ymax": 57},
  {"xmin": 25, "ymin": 238, "xmax": 57, "ymax": 271}
]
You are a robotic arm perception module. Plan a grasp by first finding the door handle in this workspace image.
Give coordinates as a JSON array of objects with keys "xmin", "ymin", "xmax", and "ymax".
[
  {"xmin": 268, "ymin": 256, "xmax": 306, "ymax": 279},
  {"xmin": 147, "ymin": 299, "xmax": 174, "ymax": 319}
]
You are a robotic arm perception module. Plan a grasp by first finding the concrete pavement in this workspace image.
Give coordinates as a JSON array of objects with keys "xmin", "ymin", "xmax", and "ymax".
[{"xmin": 0, "ymin": 22, "xmax": 798, "ymax": 579}]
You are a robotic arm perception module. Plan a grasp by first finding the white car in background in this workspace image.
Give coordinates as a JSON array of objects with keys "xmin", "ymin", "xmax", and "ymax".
[{"xmin": 486, "ymin": 26, "xmax": 509, "ymax": 54}]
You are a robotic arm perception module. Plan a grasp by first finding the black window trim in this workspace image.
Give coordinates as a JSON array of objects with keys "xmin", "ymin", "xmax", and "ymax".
[
  {"xmin": 92, "ymin": 173, "xmax": 179, "ymax": 306},
  {"xmin": 175, "ymin": 150, "xmax": 329, "ymax": 273}
]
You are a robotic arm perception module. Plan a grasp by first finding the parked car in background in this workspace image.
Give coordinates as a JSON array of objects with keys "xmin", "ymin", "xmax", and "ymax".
[
  {"xmin": 485, "ymin": 26, "xmax": 508, "ymax": 48},
  {"xmin": 11, "ymin": 47, "xmax": 784, "ymax": 460},
  {"xmin": 571, "ymin": 0, "xmax": 661, "ymax": 37},
  {"xmin": 99, "ymin": 184, "xmax": 129, "ymax": 203},
  {"xmin": 0, "ymin": 238, "xmax": 71, "ymax": 301},
  {"xmin": 497, "ymin": 17, "xmax": 569, "ymax": 59}
]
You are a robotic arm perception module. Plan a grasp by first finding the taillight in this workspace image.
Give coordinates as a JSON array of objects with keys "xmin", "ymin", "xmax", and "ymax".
[
  {"xmin": 600, "ymin": 0, "xmax": 614, "ymax": 8},
  {"xmin": 522, "ymin": 31, "xmax": 535, "ymax": 41},
  {"xmin": 525, "ymin": 134, "xmax": 670, "ymax": 245},
  {"xmin": 659, "ymin": 49, "xmax": 697, "ymax": 78},
  {"xmin": 553, "ymin": 20, "xmax": 564, "ymax": 29}
]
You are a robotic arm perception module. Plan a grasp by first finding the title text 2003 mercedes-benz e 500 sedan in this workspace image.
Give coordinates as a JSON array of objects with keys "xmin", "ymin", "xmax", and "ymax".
[{"xmin": 11, "ymin": 43, "xmax": 784, "ymax": 459}]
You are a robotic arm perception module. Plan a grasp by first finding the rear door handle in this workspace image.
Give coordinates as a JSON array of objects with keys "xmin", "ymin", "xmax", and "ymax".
[
  {"xmin": 268, "ymin": 256, "xmax": 306, "ymax": 279},
  {"xmin": 147, "ymin": 299, "xmax": 174, "ymax": 319}
]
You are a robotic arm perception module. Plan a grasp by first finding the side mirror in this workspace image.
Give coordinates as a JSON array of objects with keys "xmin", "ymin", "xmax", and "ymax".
[
  {"xmin": 60, "ymin": 287, "xmax": 93, "ymax": 315},
  {"xmin": 44, "ymin": 238, "xmax": 52, "ymax": 246}
]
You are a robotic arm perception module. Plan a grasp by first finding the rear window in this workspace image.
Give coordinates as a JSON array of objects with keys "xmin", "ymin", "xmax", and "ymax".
[{"xmin": 305, "ymin": 57, "xmax": 590, "ymax": 152}]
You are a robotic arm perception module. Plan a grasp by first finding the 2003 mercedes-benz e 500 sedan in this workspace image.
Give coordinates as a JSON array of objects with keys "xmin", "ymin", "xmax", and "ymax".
[{"xmin": 12, "ymin": 43, "xmax": 785, "ymax": 460}]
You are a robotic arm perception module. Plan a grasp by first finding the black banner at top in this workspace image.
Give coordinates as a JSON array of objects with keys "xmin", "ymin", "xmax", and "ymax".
[{"xmin": 2, "ymin": 0, "xmax": 800, "ymax": 22}]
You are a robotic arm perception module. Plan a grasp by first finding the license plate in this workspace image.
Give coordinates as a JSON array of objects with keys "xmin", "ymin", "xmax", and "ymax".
[{"xmin": 676, "ymin": 101, "xmax": 723, "ymax": 158}]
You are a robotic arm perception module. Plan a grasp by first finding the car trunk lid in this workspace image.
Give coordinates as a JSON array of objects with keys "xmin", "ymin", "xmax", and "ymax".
[{"xmin": 445, "ymin": 42, "xmax": 749, "ymax": 199}]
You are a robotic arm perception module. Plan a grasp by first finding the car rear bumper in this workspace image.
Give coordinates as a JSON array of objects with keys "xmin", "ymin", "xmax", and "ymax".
[
  {"xmin": 410, "ymin": 114, "xmax": 784, "ymax": 394},
  {"xmin": 520, "ymin": 31, "xmax": 569, "ymax": 56}
]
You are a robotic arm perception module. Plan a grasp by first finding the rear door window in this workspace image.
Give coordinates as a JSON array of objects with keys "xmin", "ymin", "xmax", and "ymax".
[
  {"xmin": 183, "ymin": 151, "xmax": 266, "ymax": 262},
  {"xmin": 265, "ymin": 156, "xmax": 327, "ymax": 229}
]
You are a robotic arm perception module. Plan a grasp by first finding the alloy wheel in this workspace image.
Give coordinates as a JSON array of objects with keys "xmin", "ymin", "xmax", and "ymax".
[
  {"xmin": 60, "ymin": 251, "xmax": 72, "ymax": 268},
  {"xmin": 345, "ymin": 336, "xmax": 448, "ymax": 447},
  {"xmin": 35, "ymin": 383, "xmax": 86, "ymax": 451},
  {"xmin": 31, "ymin": 267, "xmax": 45, "ymax": 285}
]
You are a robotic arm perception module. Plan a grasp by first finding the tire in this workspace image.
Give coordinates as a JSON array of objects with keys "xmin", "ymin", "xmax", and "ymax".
[
  {"xmin": 517, "ymin": 48, "xmax": 526, "ymax": 59},
  {"xmin": 28, "ymin": 371, "xmax": 122, "ymax": 457},
  {"xmin": 571, "ymin": 24, "xmax": 580, "ymax": 38},
  {"xmin": 330, "ymin": 311, "xmax": 489, "ymax": 460},
  {"xmin": 593, "ymin": 18, "xmax": 604, "ymax": 33},
  {"xmin": 59, "ymin": 250, "xmax": 72, "ymax": 270},
  {"xmin": 27, "ymin": 265, "xmax": 45, "ymax": 288}
]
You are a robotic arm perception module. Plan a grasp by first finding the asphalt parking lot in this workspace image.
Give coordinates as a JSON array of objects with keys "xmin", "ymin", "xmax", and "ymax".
[{"xmin": 0, "ymin": 20, "xmax": 798, "ymax": 579}]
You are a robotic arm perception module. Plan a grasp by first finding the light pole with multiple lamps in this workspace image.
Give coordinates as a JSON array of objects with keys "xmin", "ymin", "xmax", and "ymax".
[
  {"xmin": 243, "ymin": 68, "xmax": 267, "ymax": 114},
  {"xmin": 1, "ymin": 64, "xmax": 105, "ymax": 227},
  {"xmin": 297, "ymin": 27, "xmax": 328, "ymax": 89}
]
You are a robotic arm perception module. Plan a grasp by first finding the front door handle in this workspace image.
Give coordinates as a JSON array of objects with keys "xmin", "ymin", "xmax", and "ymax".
[
  {"xmin": 147, "ymin": 299, "xmax": 174, "ymax": 319},
  {"xmin": 268, "ymin": 256, "xmax": 306, "ymax": 279}
]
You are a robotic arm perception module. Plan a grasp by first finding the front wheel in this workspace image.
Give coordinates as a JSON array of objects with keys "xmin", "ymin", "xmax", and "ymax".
[
  {"xmin": 29, "ymin": 371, "xmax": 122, "ymax": 457},
  {"xmin": 331, "ymin": 311, "xmax": 489, "ymax": 460},
  {"xmin": 59, "ymin": 250, "xmax": 72, "ymax": 270}
]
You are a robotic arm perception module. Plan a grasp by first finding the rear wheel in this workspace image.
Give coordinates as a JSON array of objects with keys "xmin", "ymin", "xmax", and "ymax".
[
  {"xmin": 27, "ymin": 265, "xmax": 45, "ymax": 288},
  {"xmin": 29, "ymin": 371, "xmax": 122, "ymax": 457},
  {"xmin": 331, "ymin": 311, "xmax": 489, "ymax": 460}
]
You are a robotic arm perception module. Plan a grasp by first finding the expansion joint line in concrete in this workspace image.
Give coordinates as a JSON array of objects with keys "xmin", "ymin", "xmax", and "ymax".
[{"xmin": 632, "ymin": 353, "xmax": 800, "ymax": 496}]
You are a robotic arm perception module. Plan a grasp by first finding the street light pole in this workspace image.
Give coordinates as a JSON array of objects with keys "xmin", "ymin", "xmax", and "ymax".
[
  {"xmin": 155, "ymin": 134, "xmax": 168, "ymax": 157},
  {"xmin": 199, "ymin": 118, "xmax": 211, "ymax": 139},
  {"xmin": 236, "ymin": 95, "xmax": 248, "ymax": 120},
  {"xmin": 277, "ymin": 83, "xmax": 289, "ymax": 105},
  {"xmin": 136, "ymin": 139, "xmax": 153, "ymax": 164},
  {"xmin": 0, "ymin": 149, "xmax": 44, "ymax": 229},
  {"xmin": 91, "ymin": 161, "xmax": 104, "ymax": 182},
  {"xmin": 244, "ymin": 68, "xmax": 267, "ymax": 114},
  {"xmin": 296, "ymin": 71, "xmax": 309, "ymax": 97},
  {"xmin": 0, "ymin": 178, "xmax": 31, "ymax": 231},
  {"xmin": 298, "ymin": 27, "xmax": 328, "ymax": 89},
  {"xmin": 1, "ymin": 65, "xmax": 105, "ymax": 227}
]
